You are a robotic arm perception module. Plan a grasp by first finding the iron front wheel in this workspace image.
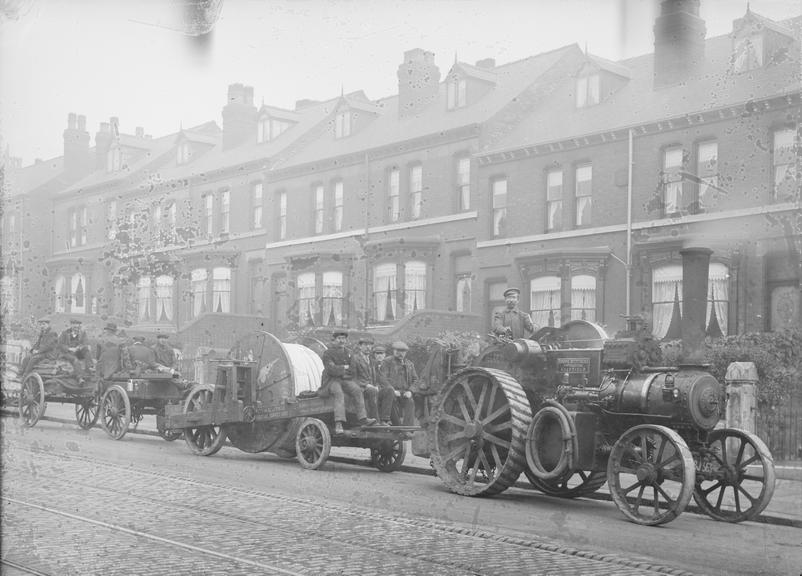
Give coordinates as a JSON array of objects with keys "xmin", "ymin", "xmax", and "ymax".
[
  {"xmin": 19, "ymin": 373, "xmax": 46, "ymax": 427},
  {"xmin": 693, "ymin": 428, "xmax": 776, "ymax": 523},
  {"xmin": 295, "ymin": 418, "xmax": 331, "ymax": 470},
  {"xmin": 524, "ymin": 468, "xmax": 607, "ymax": 498},
  {"xmin": 428, "ymin": 367, "xmax": 532, "ymax": 496},
  {"xmin": 607, "ymin": 424, "xmax": 695, "ymax": 526},
  {"xmin": 183, "ymin": 385, "xmax": 227, "ymax": 456},
  {"xmin": 371, "ymin": 439, "xmax": 407, "ymax": 472},
  {"xmin": 100, "ymin": 385, "xmax": 131, "ymax": 440},
  {"xmin": 74, "ymin": 395, "xmax": 100, "ymax": 430}
]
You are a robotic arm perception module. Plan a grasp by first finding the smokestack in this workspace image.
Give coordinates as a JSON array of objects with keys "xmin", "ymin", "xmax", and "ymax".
[{"xmin": 680, "ymin": 247, "xmax": 712, "ymax": 359}]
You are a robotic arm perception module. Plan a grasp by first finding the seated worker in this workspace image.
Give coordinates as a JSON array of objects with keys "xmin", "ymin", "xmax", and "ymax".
[
  {"xmin": 21, "ymin": 317, "xmax": 59, "ymax": 375},
  {"xmin": 351, "ymin": 337, "xmax": 380, "ymax": 421},
  {"xmin": 377, "ymin": 341, "xmax": 418, "ymax": 426},
  {"xmin": 492, "ymin": 287, "xmax": 535, "ymax": 340},
  {"xmin": 58, "ymin": 318, "xmax": 91, "ymax": 379},
  {"xmin": 126, "ymin": 335, "xmax": 157, "ymax": 373},
  {"xmin": 319, "ymin": 330, "xmax": 377, "ymax": 435},
  {"xmin": 153, "ymin": 333, "xmax": 179, "ymax": 375},
  {"xmin": 96, "ymin": 322, "xmax": 124, "ymax": 378}
]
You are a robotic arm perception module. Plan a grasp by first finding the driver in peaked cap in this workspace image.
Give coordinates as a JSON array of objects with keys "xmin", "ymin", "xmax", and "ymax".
[{"xmin": 492, "ymin": 287, "xmax": 535, "ymax": 340}]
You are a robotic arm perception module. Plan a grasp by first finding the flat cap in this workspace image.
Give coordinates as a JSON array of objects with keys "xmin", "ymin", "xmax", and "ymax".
[
  {"xmin": 372, "ymin": 345, "xmax": 386, "ymax": 354},
  {"xmin": 332, "ymin": 330, "xmax": 349, "ymax": 338},
  {"xmin": 37, "ymin": 317, "xmax": 51, "ymax": 324},
  {"xmin": 156, "ymin": 333, "xmax": 169, "ymax": 339},
  {"xmin": 391, "ymin": 341, "xmax": 409, "ymax": 351},
  {"xmin": 132, "ymin": 336, "xmax": 145, "ymax": 342},
  {"xmin": 358, "ymin": 337, "xmax": 374, "ymax": 345},
  {"xmin": 503, "ymin": 287, "xmax": 521, "ymax": 297},
  {"xmin": 103, "ymin": 322, "xmax": 118, "ymax": 332},
  {"xmin": 69, "ymin": 318, "xmax": 82, "ymax": 325}
]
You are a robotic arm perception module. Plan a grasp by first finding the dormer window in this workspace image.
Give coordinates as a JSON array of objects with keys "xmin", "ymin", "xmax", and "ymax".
[
  {"xmin": 258, "ymin": 116, "xmax": 293, "ymax": 143},
  {"xmin": 177, "ymin": 141, "xmax": 191, "ymax": 164},
  {"xmin": 447, "ymin": 76, "xmax": 467, "ymax": 109},
  {"xmin": 107, "ymin": 146, "xmax": 121, "ymax": 172},
  {"xmin": 576, "ymin": 74, "xmax": 600, "ymax": 108},
  {"xmin": 335, "ymin": 110, "xmax": 351, "ymax": 139},
  {"xmin": 733, "ymin": 35, "xmax": 763, "ymax": 73}
]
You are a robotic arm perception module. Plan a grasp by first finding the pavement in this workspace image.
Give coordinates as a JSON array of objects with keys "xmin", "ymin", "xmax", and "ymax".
[{"xmin": 4, "ymin": 402, "xmax": 801, "ymax": 529}]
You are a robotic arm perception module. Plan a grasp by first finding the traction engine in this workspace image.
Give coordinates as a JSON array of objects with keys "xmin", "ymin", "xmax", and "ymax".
[{"xmin": 423, "ymin": 318, "xmax": 776, "ymax": 525}]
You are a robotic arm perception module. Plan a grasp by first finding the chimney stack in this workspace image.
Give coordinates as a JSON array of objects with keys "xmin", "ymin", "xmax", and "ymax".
[
  {"xmin": 135, "ymin": 126, "xmax": 144, "ymax": 138},
  {"xmin": 680, "ymin": 247, "xmax": 713, "ymax": 359},
  {"xmin": 475, "ymin": 58, "xmax": 496, "ymax": 69},
  {"xmin": 653, "ymin": 0, "xmax": 706, "ymax": 88},
  {"xmin": 397, "ymin": 48, "xmax": 441, "ymax": 118},
  {"xmin": 63, "ymin": 112, "xmax": 90, "ymax": 179},
  {"xmin": 222, "ymin": 83, "xmax": 257, "ymax": 150},
  {"xmin": 95, "ymin": 120, "xmax": 112, "ymax": 169}
]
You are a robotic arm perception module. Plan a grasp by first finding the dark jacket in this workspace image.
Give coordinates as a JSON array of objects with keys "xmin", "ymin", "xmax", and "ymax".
[
  {"xmin": 32, "ymin": 328, "xmax": 59, "ymax": 357},
  {"xmin": 320, "ymin": 345, "xmax": 353, "ymax": 389},
  {"xmin": 493, "ymin": 307, "xmax": 535, "ymax": 339},
  {"xmin": 378, "ymin": 355, "xmax": 419, "ymax": 393},
  {"xmin": 351, "ymin": 350, "xmax": 374, "ymax": 389},
  {"xmin": 154, "ymin": 343, "xmax": 176, "ymax": 368},
  {"xmin": 97, "ymin": 331, "xmax": 124, "ymax": 379}
]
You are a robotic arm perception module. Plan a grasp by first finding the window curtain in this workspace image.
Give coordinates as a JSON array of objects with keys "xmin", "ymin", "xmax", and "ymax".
[
  {"xmin": 373, "ymin": 263, "xmax": 397, "ymax": 322},
  {"xmin": 297, "ymin": 272, "xmax": 317, "ymax": 325},
  {"xmin": 706, "ymin": 263, "xmax": 729, "ymax": 337},
  {"xmin": 213, "ymin": 267, "xmax": 231, "ymax": 313},
  {"xmin": 652, "ymin": 265, "xmax": 683, "ymax": 339},
  {"xmin": 570, "ymin": 274, "xmax": 596, "ymax": 322},
  {"xmin": 404, "ymin": 261, "xmax": 426, "ymax": 315},
  {"xmin": 530, "ymin": 276, "xmax": 561, "ymax": 328},
  {"xmin": 456, "ymin": 276, "xmax": 472, "ymax": 312},
  {"xmin": 155, "ymin": 275, "xmax": 174, "ymax": 321},
  {"xmin": 54, "ymin": 275, "xmax": 66, "ymax": 313},
  {"xmin": 322, "ymin": 271, "xmax": 343, "ymax": 326},
  {"xmin": 137, "ymin": 277, "xmax": 151, "ymax": 321},
  {"xmin": 191, "ymin": 268, "xmax": 207, "ymax": 318}
]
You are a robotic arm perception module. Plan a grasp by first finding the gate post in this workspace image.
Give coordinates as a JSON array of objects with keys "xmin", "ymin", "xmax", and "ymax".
[{"xmin": 724, "ymin": 362, "xmax": 758, "ymax": 433}]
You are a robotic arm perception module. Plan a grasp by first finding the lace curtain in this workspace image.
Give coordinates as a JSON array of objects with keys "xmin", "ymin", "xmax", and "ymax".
[
  {"xmin": 155, "ymin": 275, "xmax": 173, "ymax": 321},
  {"xmin": 530, "ymin": 276, "xmax": 561, "ymax": 328},
  {"xmin": 570, "ymin": 274, "xmax": 596, "ymax": 322},
  {"xmin": 137, "ymin": 277, "xmax": 151, "ymax": 321},
  {"xmin": 191, "ymin": 268, "xmax": 207, "ymax": 318},
  {"xmin": 373, "ymin": 263, "xmax": 397, "ymax": 322},
  {"xmin": 321, "ymin": 271, "xmax": 343, "ymax": 326},
  {"xmin": 297, "ymin": 272, "xmax": 317, "ymax": 325}
]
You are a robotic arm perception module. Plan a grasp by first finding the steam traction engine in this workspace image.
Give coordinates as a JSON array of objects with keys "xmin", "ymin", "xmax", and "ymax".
[{"xmin": 421, "ymin": 319, "xmax": 775, "ymax": 525}]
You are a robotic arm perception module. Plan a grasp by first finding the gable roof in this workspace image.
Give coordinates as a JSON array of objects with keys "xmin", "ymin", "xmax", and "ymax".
[
  {"xmin": 273, "ymin": 44, "xmax": 583, "ymax": 171},
  {"xmin": 482, "ymin": 15, "xmax": 801, "ymax": 156}
]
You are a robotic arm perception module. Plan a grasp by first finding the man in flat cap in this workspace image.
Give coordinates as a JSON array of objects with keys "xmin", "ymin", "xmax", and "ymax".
[
  {"xmin": 377, "ymin": 341, "xmax": 418, "ymax": 426},
  {"xmin": 97, "ymin": 322, "xmax": 124, "ymax": 379},
  {"xmin": 153, "ymin": 334, "xmax": 176, "ymax": 370},
  {"xmin": 351, "ymin": 337, "xmax": 380, "ymax": 421},
  {"xmin": 58, "ymin": 318, "xmax": 91, "ymax": 379},
  {"xmin": 320, "ymin": 330, "xmax": 377, "ymax": 434},
  {"xmin": 492, "ymin": 287, "xmax": 535, "ymax": 340},
  {"xmin": 21, "ymin": 317, "xmax": 59, "ymax": 375}
]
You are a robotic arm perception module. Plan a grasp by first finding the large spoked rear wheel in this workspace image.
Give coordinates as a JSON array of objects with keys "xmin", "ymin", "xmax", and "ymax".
[
  {"xmin": 371, "ymin": 439, "xmax": 406, "ymax": 473},
  {"xmin": 693, "ymin": 428, "xmax": 776, "ymax": 523},
  {"xmin": 183, "ymin": 385, "xmax": 227, "ymax": 456},
  {"xmin": 607, "ymin": 424, "xmax": 695, "ymax": 525},
  {"xmin": 100, "ymin": 385, "xmax": 131, "ymax": 440},
  {"xmin": 524, "ymin": 468, "xmax": 607, "ymax": 498},
  {"xmin": 19, "ymin": 373, "xmax": 46, "ymax": 427},
  {"xmin": 74, "ymin": 395, "xmax": 100, "ymax": 430},
  {"xmin": 429, "ymin": 367, "xmax": 532, "ymax": 496},
  {"xmin": 295, "ymin": 418, "xmax": 331, "ymax": 470}
]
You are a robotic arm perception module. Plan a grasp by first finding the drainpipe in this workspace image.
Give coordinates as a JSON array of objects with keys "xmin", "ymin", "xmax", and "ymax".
[
  {"xmin": 626, "ymin": 128, "xmax": 633, "ymax": 316},
  {"xmin": 363, "ymin": 152, "xmax": 371, "ymax": 328}
]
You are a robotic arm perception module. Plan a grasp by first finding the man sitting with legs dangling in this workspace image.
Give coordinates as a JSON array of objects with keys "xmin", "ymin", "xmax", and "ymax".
[{"xmin": 319, "ymin": 330, "xmax": 377, "ymax": 435}]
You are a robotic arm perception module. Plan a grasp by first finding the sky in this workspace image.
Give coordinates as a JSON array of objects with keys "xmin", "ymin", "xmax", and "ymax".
[{"xmin": 1, "ymin": 0, "xmax": 800, "ymax": 165}]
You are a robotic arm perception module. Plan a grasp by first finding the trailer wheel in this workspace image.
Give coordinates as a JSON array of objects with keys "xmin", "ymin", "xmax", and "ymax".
[
  {"xmin": 371, "ymin": 439, "xmax": 406, "ymax": 472},
  {"xmin": 74, "ymin": 395, "xmax": 100, "ymax": 430},
  {"xmin": 607, "ymin": 424, "xmax": 695, "ymax": 525},
  {"xmin": 183, "ymin": 385, "xmax": 227, "ymax": 456},
  {"xmin": 295, "ymin": 418, "xmax": 331, "ymax": 470},
  {"xmin": 693, "ymin": 428, "xmax": 775, "ymax": 523},
  {"xmin": 19, "ymin": 373, "xmax": 46, "ymax": 427},
  {"xmin": 100, "ymin": 385, "xmax": 131, "ymax": 440}
]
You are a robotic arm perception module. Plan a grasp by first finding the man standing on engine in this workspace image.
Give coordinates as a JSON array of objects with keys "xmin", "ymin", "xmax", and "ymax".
[{"xmin": 492, "ymin": 287, "xmax": 535, "ymax": 340}]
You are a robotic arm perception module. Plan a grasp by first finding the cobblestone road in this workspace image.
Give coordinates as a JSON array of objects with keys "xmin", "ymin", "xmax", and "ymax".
[{"xmin": 2, "ymin": 442, "xmax": 698, "ymax": 576}]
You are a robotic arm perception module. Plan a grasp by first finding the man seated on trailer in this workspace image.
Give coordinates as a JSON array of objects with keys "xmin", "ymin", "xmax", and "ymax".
[
  {"xmin": 20, "ymin": 317, "xmax": 59, "ymax": 375},
  {"xmin": 58, "ymin": 318, "xmax": 91, "ymax": 380},
  {"xmin": 319, "ymin": 330, "xmax": 377, "ymax": 435},
  {"xmin": 351, "ymin": 337, "xmax": 381, "ymax": 422},
  {"xmin": 126, "ymin": 336, "xmax": 158, "ymax": 375},
  {"xmin": 377, "ymin": 341, "xmax": 418, "ymax": 426}
]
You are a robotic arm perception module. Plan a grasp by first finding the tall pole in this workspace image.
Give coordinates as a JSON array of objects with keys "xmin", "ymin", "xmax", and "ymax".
[
  {"xmin": 626, "ymin": 128, "xmax": 633, "ymax": 317},
  {"xmin": 363, "ymin": 151, "xmax": 371, "ymax": 328}
]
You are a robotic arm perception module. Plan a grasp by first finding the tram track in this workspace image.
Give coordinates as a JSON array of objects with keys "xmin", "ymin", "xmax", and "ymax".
[
  {"xmin": 1, "ymin": 557, "xmax": 53, "ymax": 576},
  {"xmin": 4, "ymin": 443, "xmax": 694, "ymax": 576}
]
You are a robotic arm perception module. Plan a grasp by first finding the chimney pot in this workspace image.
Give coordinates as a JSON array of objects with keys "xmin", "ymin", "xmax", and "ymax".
[
  {"xmin": 100, "ymin": 122, "xmax": 110, "ymax": 133},
  {"xmin": 68, "ymin": 113, "xmax": 77, "ymax": 129},
  {"xmin": 77, "ymin": 115, "xmax": 86, "ymax": 131},
  {"xmin": 135, "ymin": 127, "xmax": 144, "ymax": 138}
]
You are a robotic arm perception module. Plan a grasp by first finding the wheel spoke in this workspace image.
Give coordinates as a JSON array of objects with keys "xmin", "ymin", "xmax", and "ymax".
[
  {"xmin": 715, "ymin": 483, "xmax": 726, "ymax": 509},
  {"xmin": 490, "ymin": 443, "xmax": 503, "ymax": 471},
  {"xmin": 439, "ymin": 412, "xmax": 468, "ymax": 427},
  {"xmin": 740, "ymin": 454, "xmax": 760, "ymax": 468},
  {"xmin": 734, "ymin": 486, "xmax": 741, "ymax": 513},
  {"xmin": 701, "ymin": 480, "xmax": 723, "ymax": 496},
  {"xmin": 484, "ymin": 421, "xmax": 512, "ymax": 433},
  {"xmin": 655, "ymin": 453, "xmax": 680, "ymax": 471},
  {"xmin": 443, "ymin": 441, "xmax": 469, "ymax": 463},
  {"xmin": 735, "ymin": 440, "xmax": 746, "ymax": 467},
  {"xmin": 475, "ymin": 382, "xmax": 489, "ymax": 418},
  {"xmin": 653, "ymin": 487, "xmax": 660, "ymax": 515},
  {"xmin": 737, "ymin": 484, "xmax": 758, "ymax": 504},
  {"xmin": 481, "ymin": 403, "xmax": 510, "ymax": 425},
  {"xmin": 741, "ymin": 474, "xmax": 764, "ymax": 482},
  {"xmin": 461, "ymin": 380, "xmax": 478, "ymax": 411},
  {"xmin": 481, "ymin": 431, "xmax": 510, "ymax": 449},
  {"xmin": 635, "ymin": 484, "xmax": 645, "ymax": 511},
  {"xmin": 457, "ymin": 395, "xmax": 472, "ymax": 423},
  {"xmin": 655, "ymin": 484, "xmax": 675, "ymax": 505},
  {"xmin": 459, "ymin": 443, "xmax": 473, "ymax": 476},
  {"xmin": 622, "ymin": 480, "xmax": 643, "ymax": 495}
]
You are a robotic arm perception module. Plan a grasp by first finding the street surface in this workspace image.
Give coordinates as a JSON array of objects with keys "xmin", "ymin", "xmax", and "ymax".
[{"xmin": 2, "ymin": 410, "xmax": 801, "ymax": 576}]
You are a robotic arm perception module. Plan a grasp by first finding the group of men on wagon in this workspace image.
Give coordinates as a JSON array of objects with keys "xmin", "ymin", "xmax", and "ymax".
[
  {"xmin": 21, "ymin": 317, "xmax": 178, "ymax": 381},
  {"xmin": 320, "ymin": 331, "xmax": 422, "ymax": 435}
]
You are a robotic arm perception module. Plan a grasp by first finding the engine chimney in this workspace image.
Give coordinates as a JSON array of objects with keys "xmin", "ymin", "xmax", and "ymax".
[
  {"xmin": 63, "ymin": 112, "xmax": 90, "ymax": 179},
  {"xmin": 680, "ymin": 247, "xmax": 713, "ymax": 359},
  {"xmin": 397, "ymin": 48, "xmax": 441, "ymax": 118},
  {"xmin": 653, "ymin": 0, "xmax": 706, "ymax": 88}
]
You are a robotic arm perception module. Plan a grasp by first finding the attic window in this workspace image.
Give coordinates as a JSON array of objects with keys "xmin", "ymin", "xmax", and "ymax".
[
  {"xmin": 733, "ymin": 35, "xmax": 763, "ymax": 73},
  {"xmin": 107, "ymin": 146, "xmax": 122, "ymax": 172},
  {"xmin": 258, "ymin": 116, "xmax": 292, "ymax": 143},
  {"xmin": 177, "ymin": 141, "xmax": 191, "ymax": 164},
  {"xmin": 576, "ymin": 74, "xmax": 600, "ymax": 108},
  {"xmin": 447, "ymin": 76, "xmax": 466, "ymax": 109},
  {"xmin": 335, "ymin": 110, "xmax": 351, "ymax": 138}
]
